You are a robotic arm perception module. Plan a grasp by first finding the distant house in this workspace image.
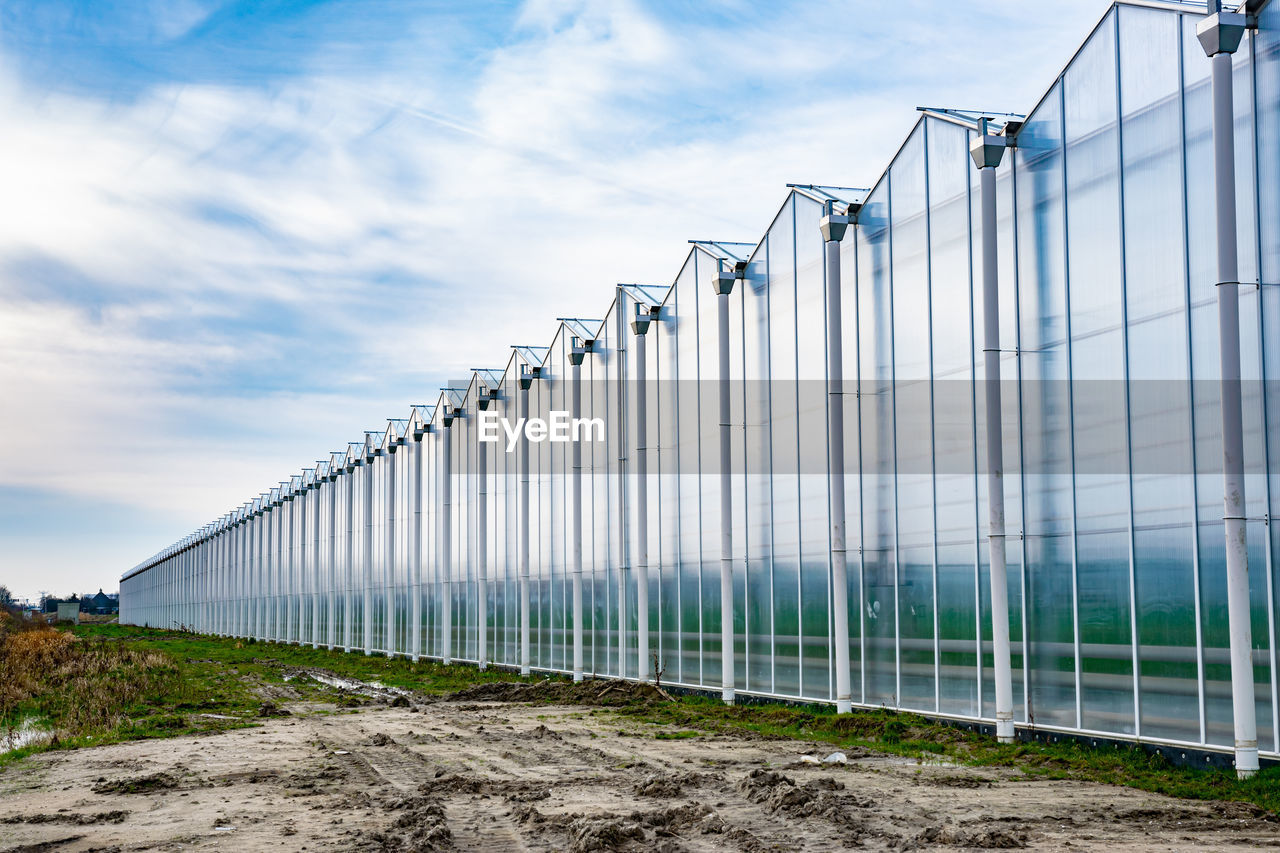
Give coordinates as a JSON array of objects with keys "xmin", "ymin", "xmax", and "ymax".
[{"xmin": 79, "ymin": 590, "xmax": 119, "ymax": 615}]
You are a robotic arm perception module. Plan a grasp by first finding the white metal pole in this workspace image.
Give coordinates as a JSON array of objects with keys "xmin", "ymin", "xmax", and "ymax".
[
  {"xmin": 713, "ymin": 268, "xmax": 737, "ymax": 705},
  {"xmin": 476, "ymin": 406, "xmax": 489, "ymax": 670},
  {"xmin": 631, "ymin": 321, "xmax": 651, "ymax": 682},
  {"xmin": 570, "ymin": 345, "xmax": 586, "ymax": 682},
  {"xmin": 387, "ymin": 447, "xmax": 397, "ymax": 657},
  {"xmin": 413, "ymin": 434, "xmax": 424, "ymax": 661},
  {"xmin": 313, "ymin": 483, "xmax": 322, "ymax": 648},
  {"xmin": 328, "ymin": 478, "xmax": 337, "ymax": 649},
  {"xmin": 345, "ymin": 469, "xmax": 355, "ymax": 652},
  {"xmin": 287, "ymin": 497, "xmax": 296, "ymax": 643},
  {"xmin": 632, "ymin": 322, "xmax": 650, "ymax": 681},
  {"xmin": 519, "ymin": 375, "xmax": 532, "ymax": 676},
  {"xmin": 442, "ymin": 421, "xmax": 453, "ymax": 665},
  {"xmin": 296, "ymin": 489, "xmax": 305, "ymax": 643},
  {"xmin": 277, "ymin": 489, "xmax": 286, "ymax": 642},
  {"xmin": 971, "ymin": 126, "xmax": 1016, "ymax": 743},
  {"xmin": 1198, "ymin": 3, "xmax": 1256, "ymax": 778},
  {"xmin": 364, "ymin": 453, "xmax": 375, "ymax": 655},
  {"xmin": 821, "ymin": 204, "xmax": 854, "ymax": 714},
  {"xmin": 241, "ymin": 515, "xmax": 247, "ymax": 636}
]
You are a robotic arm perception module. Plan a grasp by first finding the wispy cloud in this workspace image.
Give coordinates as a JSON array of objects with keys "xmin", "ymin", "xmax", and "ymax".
[{"xmin": 0, "ymin": 0, "xmax": 1111, "ymax": 599}]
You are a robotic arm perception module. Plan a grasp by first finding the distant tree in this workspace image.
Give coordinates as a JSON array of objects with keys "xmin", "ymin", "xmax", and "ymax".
[{"xmin": 0, "ymin": 585, "xmax": 12, "ymax": 609}]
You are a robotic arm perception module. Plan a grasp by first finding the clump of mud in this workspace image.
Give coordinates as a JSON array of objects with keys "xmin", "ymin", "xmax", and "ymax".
[
  {"xmin": 283, "ymin": 763, "xmax": 346, "ymax": 793},
  {"xmin": 1, "ymin": 811, "xmax": 129, "ymax": 825},
  {"xmin": 736, "ymin": 769, "xmax": 872, "ymax": 839},
  {"xmin": 514, "ymin": 806, "xmax": 647, "ymax": 853},
  {"xmin": 92, "ymin": 773, "xmax": 183, "ymax": 795},
  {"xmin": 568, "ymin": 816, "xmax": 646, "ymax": 852},
  {"xmin": 418, "ymin": 769, "xmax": 485, "ymax": 796},
  {"xmin": 363, "ymin": 794, "xmax": 452, "ymax": 852},
  {"xmin": 910, "ymin": 822, "xmax": 1028, "ymax": 849},
  {"xmin": 631, "ymin": 771, "xmax": 709, "ymax": 798},
  {"xmin": 515, "ymin": 800, "xmax": 734, "ymax": 852},
  {"xmin": 495, "ymin": 780, "xmax": 550, "ymax": 802},
  {"xmin": 256, "ymin": 701, "xmax": 290, "ymax": 718},
  {"xmin": 369, "ymin": 732, "xmax": 394, "ymax": 746},
  {"xmin": 448, "ymin": 678, "xmax": 673, "ymax": 707}
]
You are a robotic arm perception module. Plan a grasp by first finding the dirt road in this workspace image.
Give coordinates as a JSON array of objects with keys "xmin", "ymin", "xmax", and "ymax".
[{"xmin": 2, "ymin": 685, "xmax": 1278, "ymax": 852}]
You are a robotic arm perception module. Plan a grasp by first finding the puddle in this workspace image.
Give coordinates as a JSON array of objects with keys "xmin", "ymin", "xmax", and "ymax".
[
  {"xmin": 2, "ymin": 718, "xmax": 53, "ymax": 754},
  {"xmin": 290, "ymin": 669, "xmax": 413, "ymax": 699}
]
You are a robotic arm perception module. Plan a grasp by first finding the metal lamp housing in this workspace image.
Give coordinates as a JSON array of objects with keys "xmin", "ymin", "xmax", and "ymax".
[
  {"xmin": 969, "ymin": 134, "xmax": 1010, "ymax": 170},
  {"xmin": 710, "ymin": 270, "xmax": 738, "ymax": 296},
  {"xmin": 1197, "ymin": 11, "xmax": 1248, "ymax": 57}
]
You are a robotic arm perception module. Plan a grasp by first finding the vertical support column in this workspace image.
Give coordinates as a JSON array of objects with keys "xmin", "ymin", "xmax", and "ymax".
[
  {"xmin": 476, "ymin": 401, "xmax": 489, "ymax": 671},
  {"xmin": 442, "ymin": 417, "xmax": 454, "ymax": 665},
  {"xmin": 345, "ymin": 469, "xmax": 355, "ymax": 652},
  {"xmin": 821, "ymin": 201, "xmax": 854, "ymax": 714},
  {"xmin": 238, "ymin": 515, "xmax": 247, "ymax": 637},
  {"xmin": 265, "ymin": 507, "xmax": 273, "ymax": 640},
  {"xmin": 235, "ymin": 516, "xmax": 243, "ymax": 637},
  {"xmin": 630, "ymin": 313, "xmax": 652, "ymax": 682},
  {"xmin": 387, "ymin": 446, "xmax": 398, "ymax": 658},
  {"xmin": 328, "ymin": 478, "xmax": 337, "ymax": 649},
  {"xmin": 712, "ymin": 266, "xmax": 738, "ymax": 705},
  {"xmin": 220, "ymin": 525, "xmax": 228, "ymax": 635},
  {"xmin": 287, "ymin": 496, "xmax": 296, "ymax": 644},
  {"xmin": 225, "ymin": 522, "xmax": 232, "ymax": 636},
  {"xmin": 570, "ymin": 340, "xmax": 588, "ymax": 682},
  {"xmin": 258, "ymin": 506, "xmax": 266, "ymax": 640},
  {"xmin": 313, "ymin": 483, "xmax": 322, "ymax": 648},
  {"xmin": 1198, "ymin": 4, "xmax": 1256, "ymax": 778},
  {"xmin": 277, "ymin": 488, "xmax": 287, "ymax": 643},
  {"xmin": 364, "ymin": 450, "xmax": 375, "ymax": 655},
  {"xmin": 413, "ymin": 433, "xmax": 424, "ymax": 662},
  {"xmin": 296, "ymin": 489, "xmax": 306, "ymax": 643},
  {"xmin": 519, "ymin": 367, "xmax": 534, "ymax": 676},
  {"xmin": 971, "ymin": 123, "xmax": 1016, "ymax": 743}
]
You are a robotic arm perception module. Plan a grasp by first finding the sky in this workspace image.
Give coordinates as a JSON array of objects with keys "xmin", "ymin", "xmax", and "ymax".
[{"xmin": 0, "ymin": 0, "xmax": 1118, "ymax": 603}]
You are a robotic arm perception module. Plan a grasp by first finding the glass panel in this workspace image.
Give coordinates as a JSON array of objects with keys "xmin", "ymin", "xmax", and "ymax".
[
  {"xmin": 858, "ymin": 179, "xmax": 897, "ymax": 707},
  {"xmin": 892, "ymin": 123, "xmax": 937, "ymax": 711},
  {"xmin": 1016, "ymin": 77, "xmax": 1077, "ymax": 729},
  {"xmin": 929, "ymin": 117, "xmax": 980, "ymax": 718},
  {"xmin": 1118, "ymin": 5, "xmax": 1199, "ymax": 744}
]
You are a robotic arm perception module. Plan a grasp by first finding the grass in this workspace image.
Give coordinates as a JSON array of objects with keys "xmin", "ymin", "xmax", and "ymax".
[
  {"xmin": 0, "ymin": 620, "xmax": 532, "ymax": 767},
  {"xmin": 4, "ymin": 621, "xmax": 1280, "ymax": 816},
  {"xmin": 610, "ymin": 694, "xmax": 1280, "ymax": 815}
]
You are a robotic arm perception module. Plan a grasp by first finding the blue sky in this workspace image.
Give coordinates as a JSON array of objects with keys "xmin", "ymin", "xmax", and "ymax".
[{"xmin": 0, "ymin": 0, "xmax": 1113, "ymax": 602}]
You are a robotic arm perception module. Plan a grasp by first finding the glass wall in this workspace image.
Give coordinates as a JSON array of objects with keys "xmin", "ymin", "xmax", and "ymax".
[{"xmin": 121, "ymin": 1, "xmax": 1280, "ymax": 758}]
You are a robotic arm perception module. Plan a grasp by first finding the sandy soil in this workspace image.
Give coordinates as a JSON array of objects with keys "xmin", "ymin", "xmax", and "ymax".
[{"xmin": 2, "ymin": 680, "xmax": 1279, "ymax": 852}]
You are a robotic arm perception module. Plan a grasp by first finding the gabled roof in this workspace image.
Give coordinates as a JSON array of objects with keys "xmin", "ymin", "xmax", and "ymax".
[
  {"xmin": 408, "ymin": 405, "xmax": 433, "ymax": 437},
  {"xmin": 346, "ymin": 441, "xmax": 365, "ymax": 468},
  {"xmin": 382, "ymin": 418, "xmax": 408, "ymax": 451},
  {"xmin": 617, "ymin": 283, "xmax": 669, "ymax": 308},
  {"xmin": 557, "ymin": 317, "xmax": 604, "ymax": 345},
  {"xmin": 512, "ymin": 345, "xmax": 549, "ymax": 368},
  {"xmin": 686, "ymin": 240, "xmax": 754, "ymax": 265}
]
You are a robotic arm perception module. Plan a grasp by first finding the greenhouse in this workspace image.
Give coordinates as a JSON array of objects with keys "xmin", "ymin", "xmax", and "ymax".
[{"xmin": 122, "ymin": 0, "xmax": 1280, "ymax": 775}]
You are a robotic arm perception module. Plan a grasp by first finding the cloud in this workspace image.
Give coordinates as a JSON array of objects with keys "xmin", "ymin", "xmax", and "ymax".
[{"xmin": 0, "ymin": 0, "xmax": 1112, "ymax": 599}]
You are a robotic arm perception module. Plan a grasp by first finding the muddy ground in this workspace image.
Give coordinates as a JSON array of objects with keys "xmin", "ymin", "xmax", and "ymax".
[{"xmin": 2, "ymin": 676, "xmax": 1279, "ymax": 852}]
